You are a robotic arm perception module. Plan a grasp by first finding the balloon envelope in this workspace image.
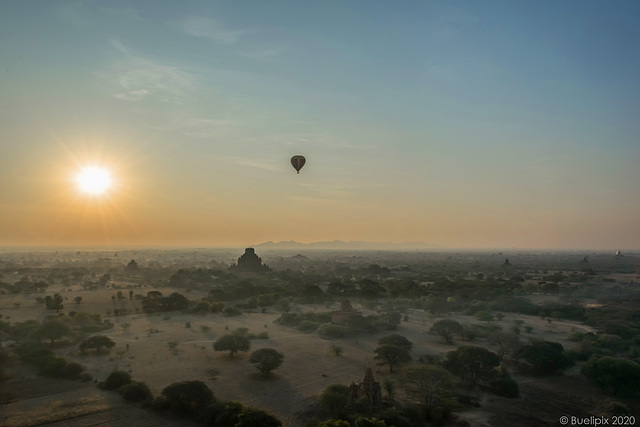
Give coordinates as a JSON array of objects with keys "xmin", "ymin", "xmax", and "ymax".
[{"xmin": 290, "ymin": 155, "xmax": 306, "ymax": 174}]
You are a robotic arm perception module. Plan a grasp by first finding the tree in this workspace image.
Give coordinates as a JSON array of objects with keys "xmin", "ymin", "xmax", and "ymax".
[
  {"xmin": 236, "ymin": 407, "xmax": 282, "ymax": 427},
  {"xmin": 514, "ymin": 341, "xmax": 572, "ymax": 375},
  {"xmin": 320, "ymin": 384, "xmax": 350, "ymax": 413},
  {"xmin": 355, "ymin": 417, "xmax": 387, "ymax": 427},
  {"xmin": 443, "ymin": 346, "xmax": 500, "ymax": 387},
  {"xmin": 331, "ymin": 344, "xmax": 343, "ymax": 356},
  {"xmin": 99, "ymin": 370, "xmax": 132, "ymax": 390},
  {"xmin": 32, "ymin": 319, "xmax": 73, "ymax": 345},
  {"xmin": 120, "ymin": 381, "xmax": 153, "ymax": 402},
  {"xmin": 44, "ymin": 293, "xmax": 64, "ymax": 312},
  {"xmin": 381, "ymin": 377, "xmax": 396, "ymax": 400},
  {"xmin": 378, "ymin": 334, "xmax": 413, "ymax": 352},
  {"xmin": 74, "ymin": 296, "xmax": 83, "ymax": 304},
  {"xmin": 161, "ymin": 380, "xmax": 214, "ymax": 416},
  {"xmin": 582, "ymin": 355, "xmax": 640, "ymax": 397},
  {"xmin": 487, "ymin": 331, "xmax": 520, "ymax": 361},
  {"xmin": 164, "ymin": 292, "xmax": 189, "ymax": 311},
  {"xmin": 249, "ymin": 348, "xmax": 284, "ymax": 375},
  {"xmin": 79, "ymin": 335, "xmax": 115, "ymax": 353},
  {"xmin": 275, "ymin": 298, "xmax": 290, "ymax": 314},
  {"xmin": 374, "ymin": 344, "xmax": 411, "ymax": 373},
  {"xmin": 213, "ymin": 334, "xmax": 251, "ymax": 358},
  {"xmin": 475, "ymin": 310, "xmax": 494, "ymax": 323},
  {"xmin": 404, "ymin": 365, "xmax": 454, "ymax": 421},
  {"xmin": 430, "ymin": 319, "xmax": 463, "ymax": 344}
]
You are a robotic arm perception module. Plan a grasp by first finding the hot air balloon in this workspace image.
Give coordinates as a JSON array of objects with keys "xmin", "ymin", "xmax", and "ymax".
[{"xmin": 290, "ymin": 155, "xmax": 306, "ymax": 174}]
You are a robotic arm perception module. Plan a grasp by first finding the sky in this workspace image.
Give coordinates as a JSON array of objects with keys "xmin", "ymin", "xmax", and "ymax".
[{"xmin": 1, "ymin": 1, "xmax": 639, "ymax": 250}]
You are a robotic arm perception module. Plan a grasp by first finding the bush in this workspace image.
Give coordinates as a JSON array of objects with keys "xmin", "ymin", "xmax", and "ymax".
[
  {"xmin": 320, "ymin": 384, "xmax": 350, "ymax": 413},
  {"xmin": 14, "ymin": 341, "xmax": 54, "ymax": 365},
  {"xmin": 63, "ymin": 362, "xmax": 84, "ymax": 379},
  {"xmin": 318, "ymin": 325, "xmax": 351, "ymax": 339},
  {"xmin": 120, "ymin": 381, "xmax": 153, "ymax": 402},
  {"xmin": 161, "ymin": 380, "xmax": 214, "ymax": 416},
  {"xmin": 298, "ymin": 320, "xmax": 319, "ymax": 332},
  {"xmin": 488, "ymin": 374, "xmax": 519, "ymax": 398},
  {"xmin": 223, "ymin": 307, "xmax": 242, "ymax": 317},
  {"xmin": 99, "ymin": 370, "xmax": 132, "ymax": 390},
  {"xmin": 248, "ymin": 331, "xmax": 269, "ymax": 340},
  {"xmin": 39, "ymin": 357, "xmax": 68, "ymax": 377},
  {"xmin": 151, "ymin": 394, "xmax": 170, "ymax": 411},
  {"xmin": 582, "ymin": 355, "xmax": 640, "ymax": 397}
]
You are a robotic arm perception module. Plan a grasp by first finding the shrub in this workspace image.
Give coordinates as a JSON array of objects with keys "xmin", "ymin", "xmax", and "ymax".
[
  {"xmin": 39, "ymin": 357, "xmax": 68, "ymax": 377},
  {"xmin": 161, "ymin": 380, "xmax": 214, "ymax": 416},
  {"xmin": 63, "ymin": 362, "xmax": 84, "ymax": 379},
  {"xmin": 249, "ymin": 348, "xmax": 284, "ymax": 375},
  {"xmin": 320, "ymin": 384, "xmax": 350, "ymax": 413},
  {"xmin": 120, "ymin": 381, "xmax": 153, "ymax": 402},
  {"xmin": 223, "ymin": 307, "xmax": 242, "ymax": 317},
  {"xmin": 318, "ymin": 325, "xmax": 350, "ymax": 339},
  {"xmin": 151, "ymin": 394, "xmax": 170, "ymax": 411},
  {"xmin": 297, "ymin": 320, "xmax": 319, "ymax": 332},
  {"xmin": 99, "ymin": 370, "xmax": 132, "ymax": 390},
  {"xmin": 488, "ymin": 374, "xmax": 519, "ymax": 398}
]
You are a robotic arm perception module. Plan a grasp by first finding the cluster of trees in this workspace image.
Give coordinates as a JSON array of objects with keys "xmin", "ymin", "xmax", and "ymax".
[
  {"xmin": 96, "ymin": 370, "xmax": 284, "ymax": 425},
  {"xmin": 141, "ymin": 291, "xmax": 189, "ymax": 313},
  {"xmin": 212, "ymin": 330, "xmax": 284, "ymax": 376},
  {"xmin": 13, "ymin": 339, "xmax": 86, "ymax": 380}
]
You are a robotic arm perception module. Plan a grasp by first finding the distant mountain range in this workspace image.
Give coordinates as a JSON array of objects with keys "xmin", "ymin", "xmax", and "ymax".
[{"xmin": 253, "ymin": 240, "xmax": 446, "ymax": 250}]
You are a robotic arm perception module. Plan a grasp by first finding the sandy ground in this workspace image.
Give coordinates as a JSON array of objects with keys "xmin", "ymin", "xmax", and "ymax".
[{"xmin": 1, "ymin": 286, "xmax": 596, "ymax": 426}]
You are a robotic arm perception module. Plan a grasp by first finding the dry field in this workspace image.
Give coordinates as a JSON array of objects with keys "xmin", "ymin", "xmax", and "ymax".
[{"xmin": 1, "ymin": 284, "xmax": 601, "ymax": 426}]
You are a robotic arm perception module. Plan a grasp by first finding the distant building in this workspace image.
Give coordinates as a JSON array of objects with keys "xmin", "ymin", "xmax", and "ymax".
[
  {"xmin": 331, "ymin": 299, "xmax": 362, "ymax": 325},
  {"xmin": 125, "ymin": 259, "xmax": 140, "ymax": 275},
  {"xmin": 230, "ymin": 248, "xmax": 270, "ymax": 273},
  {"xmin": 349, "ymin": 367, "xmax": 382, "ymax": 405},
  {"xmin": 615, "ymin": 250, "xmax": 624, "ymax": 258},
  {"xmin": 502, "ymin": 258, "xmax": 511, "ymax": 267}
]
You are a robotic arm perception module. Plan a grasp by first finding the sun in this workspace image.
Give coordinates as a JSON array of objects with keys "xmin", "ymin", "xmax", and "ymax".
[{"xmin": 75, "ymin": 166, "xmax": 113, "ymax": 195}]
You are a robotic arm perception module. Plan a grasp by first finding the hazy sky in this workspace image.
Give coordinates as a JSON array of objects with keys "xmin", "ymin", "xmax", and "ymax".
[{"xmin": 1, "ymin": 1, "xmax": 639, "ymax": 249}]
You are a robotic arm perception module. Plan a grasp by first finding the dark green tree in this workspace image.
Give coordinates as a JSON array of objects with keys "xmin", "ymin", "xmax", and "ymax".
[
  {"xmin": 378, "ymin": 334, "xmax": 413, "ymax": 352},
  {"xmin": 582, "ymin": 355, "xmax": 640, "ymax": 397},
  {"xmin": 443, "ymin": 345, "xmax": 500, "ymax": 387},
  {"xmin": 236, "ymin": 407, "xmax": 282, "ymax": 427},
  {"xmin": 354, "ymin": 417, "xmax": 387, "ymax": 427},
  {"xmin": 44, "ymin": 293, "xmax": 64, "ymax": 312},
  {"xmin": 213, "ymin": 334, "xmax": 251, "ymax": 358},
  {"xmin": 32, "ymin": 319, "xmax": 73, "ymax": 345},
  {"xmin": 374, "ymin": 344, "xmax": 411, "ymax": 373},
  {"xmin": 120, "ymin": 381, "xmax": 153, "ymax": 402},
  {"xmin": 161, "ymin": 380, "xmax": 214, "ymax": 416},
  {"xmin": 320, "ymin": 384, "xmax": 350, "ymax": 413},
  {"xmin": 249, "ymin": 348, "xmax": 284, "ymax": 375},
  {"xmin": 429, "ymin": 319, "xmax": 463, "ymax": 344},
  {"xmin": 404, "ymin": 365, "xmax": 454, "ymax": 421},
  {"xmin": 79, "ymin": 335, "xmax": 115, "ymax": 353},
  {"xmin": 99, "ymin": 370, "xmax": 132, "ymax": 390},
  {"xmin": 514, "ymin": 341, "xmax": 572, "ymax": 375}
]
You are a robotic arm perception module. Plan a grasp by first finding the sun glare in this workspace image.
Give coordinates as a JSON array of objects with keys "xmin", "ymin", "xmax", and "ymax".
[{"xmin": 75, "ymin": 166, "xmax": 113, "ymax": 195}]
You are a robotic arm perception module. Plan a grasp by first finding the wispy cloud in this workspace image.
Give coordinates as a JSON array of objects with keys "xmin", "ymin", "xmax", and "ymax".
[
  {"xmin": 236, "ymin": 160, "xmax": 281, "ymax": 172},
  {"xmin": 181, "ymin": 16, "xmax": 250, "ymax": 44},
  {"xmin": 108, "ymin": 39, "xmax": 195, "ymax": 102}
]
